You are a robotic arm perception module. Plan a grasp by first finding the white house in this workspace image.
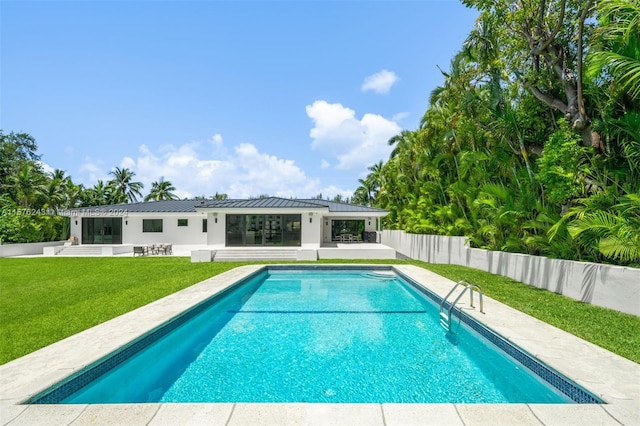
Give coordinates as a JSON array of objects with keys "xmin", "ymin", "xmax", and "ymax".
[{"xmin": 63, "ymin": 198, "xmax": 389, "ymax": 255}]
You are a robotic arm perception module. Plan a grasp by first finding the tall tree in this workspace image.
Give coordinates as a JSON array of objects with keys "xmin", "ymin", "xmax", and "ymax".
[
  {"xmin": 108, "ymin": 167, "xmax": 143, "ymax": 203},
  {"xmin": 144, "ymin": 178, "xmax": 177, "ymax": 201},
  {"xmin": 80, "ymin": 180, "xmax": 113, "ymax": 206},
  {"xmin": 462, "ymin": 0, "xmax": 600, "ymax": 148},
  {"xmin": 588, "ymin": 0, "xmax": 640, "ymax": 100},
  {"xmin": 10, "ymin": 164, "xmax": 46, "ymax": 207},
  {"xmin": 42, "ymin": 170, "xmax": 67, "ymax": 213},
  {"xmin": 210, "ymin": 192, "xmax": 229, "ymax": 200},
  {"xmin": 0, "ymin": 131, "xmax": 41, "ymax": 200}
]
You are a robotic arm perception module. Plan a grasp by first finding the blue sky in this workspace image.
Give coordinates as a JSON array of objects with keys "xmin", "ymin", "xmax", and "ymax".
[{"xmin": 1, "ymin": 0, "xmax": 478, "ymax": 200}]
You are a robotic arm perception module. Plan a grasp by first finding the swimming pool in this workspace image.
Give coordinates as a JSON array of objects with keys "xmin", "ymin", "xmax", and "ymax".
[{"xmin": 27, "ymin": 266, "xmax": 601, "ymax": 405}]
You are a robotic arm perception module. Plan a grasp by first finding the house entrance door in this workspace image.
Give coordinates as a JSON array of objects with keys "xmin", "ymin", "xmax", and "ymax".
[
  {"xmin": 226, "ymin": 214, "xmax": 301, "ymax": 246},
  {"xmin": 244, "ymin": 215, "xmax": 264, "ymax": 245},
  {"xmin": 82, "ymin": 218, "xmax": 123, "ymax": 244}
]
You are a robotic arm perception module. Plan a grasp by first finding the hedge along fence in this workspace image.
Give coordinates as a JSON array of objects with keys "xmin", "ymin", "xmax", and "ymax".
[{"xmin": 381, "ymin": 230, "xmax": 640, "ymax": 317}]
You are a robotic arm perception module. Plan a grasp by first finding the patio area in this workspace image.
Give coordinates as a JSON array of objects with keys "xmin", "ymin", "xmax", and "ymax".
[{"xmin": 26, "ymin": 242, "xmax": 398, "ymax": 261}]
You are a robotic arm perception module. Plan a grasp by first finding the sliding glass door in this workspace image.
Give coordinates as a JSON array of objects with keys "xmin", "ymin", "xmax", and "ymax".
[
  {"xmin": 264, "ymin": 215, "xmax": 282, "ymax": 245},
  {"xmin": 244, "ymin": 215, "xmax": 263, "ymax": 246},
  {"xmin": 226, "ymin": 214, "xmax": 300, "ymax": 246},
  {"xmin": 82, "ymin": 218, "xmax": 122, "ymax": 244}
]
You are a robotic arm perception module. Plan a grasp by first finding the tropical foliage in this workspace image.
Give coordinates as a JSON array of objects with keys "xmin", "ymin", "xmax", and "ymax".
[
  {"xmin": 0, "ymin": 131, "xmax": 182, "ymax": 243},
  {"xmin": 144, "ymin": 178, "xmax": 177, "ymax": 201},
  {"xmin": 355, "ymin": 0, "xmax": 640, "ymax": 266}
]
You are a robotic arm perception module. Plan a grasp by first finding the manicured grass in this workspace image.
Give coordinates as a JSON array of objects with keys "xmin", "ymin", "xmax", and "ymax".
[
  {"xmin": 0, "ymin": 258, "xmax": 246, "ymax": 364},
  {"xmin": 412, "ymin": 262, "xmax": 640, "ymax": 364},
  {"xmin": 1, "ymin": 257, "xmax": 638, "ymax": 365}
]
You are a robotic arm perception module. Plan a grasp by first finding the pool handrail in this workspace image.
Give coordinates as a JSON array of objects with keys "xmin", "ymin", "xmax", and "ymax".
[{"xmin": 439, "ymin": 280, "xmax": 484, "ymax": 333}]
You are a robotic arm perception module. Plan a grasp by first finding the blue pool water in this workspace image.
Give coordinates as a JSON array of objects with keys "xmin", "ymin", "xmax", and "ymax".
[{"xmin": 30, "ymin": 267, "xmax": 598, "ymax": 404}]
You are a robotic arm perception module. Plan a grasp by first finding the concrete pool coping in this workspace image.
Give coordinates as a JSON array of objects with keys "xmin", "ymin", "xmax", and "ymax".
[{"xmin": 1, "ymin": 264, "xmax": 638, "ymax": 425}]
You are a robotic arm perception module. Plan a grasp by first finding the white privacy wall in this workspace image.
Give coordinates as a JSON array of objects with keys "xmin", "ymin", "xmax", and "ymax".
[
  {"xmin": 381, "ymin": 230, "xmax": 640, "ymax": 316},
  {"xmin": 0, "ymin": 241, "xmax": 65, "ymax": 257}
]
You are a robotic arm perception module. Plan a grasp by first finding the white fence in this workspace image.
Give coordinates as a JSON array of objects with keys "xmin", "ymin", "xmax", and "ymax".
[
  {"xmin": 0, "ymin": 241, "xmax": 65, "ymax": 258},
  {"xmin": 381, "ymin": 230, "xmax": 640, "ymax": 316}
]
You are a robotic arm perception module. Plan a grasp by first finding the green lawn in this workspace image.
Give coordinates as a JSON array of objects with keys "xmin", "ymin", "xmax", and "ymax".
[{"xmin": 1, "ymin": 257, "xmax": 638, "ymax": 365}]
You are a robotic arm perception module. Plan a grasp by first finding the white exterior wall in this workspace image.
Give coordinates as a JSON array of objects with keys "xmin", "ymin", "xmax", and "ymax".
[
  {"xmin": 200, "ymin": 208, "xmax": 326, "ymax": 247},
  {"xmin": 67, "ymin": 208, "xmax": 385, "ymax": 248},
  {"xmin": 302, "ymin": 212, "xmax": 321, "ymax": 246},
  {"xmin": 69, "ymin": 217, "xmax": 80, "ymax": 241},
  {"xmin": 123, "ymin": 213, "xmax": 208, "ymax": 245},
  {"xmin": 207, "ymin": 213, "xmax": 225, "ymax": 245},
  {"xmin": 69, "ymin": 213, "xmax": 208, "ymax": 245}
]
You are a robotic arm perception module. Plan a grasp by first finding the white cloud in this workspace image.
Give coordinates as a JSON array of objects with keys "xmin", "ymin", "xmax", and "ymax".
[
  {"xmin": 211, "ymin": 134, "xmax": 223, "ymax": 144},
  {"xmin": 306, "ymin": 100, "xmax": 400, "ymax": 171},
  {"xmin": 38, "ymin": 161, "xmax": 56, "ymax": 176},
  {"xmin": 76, "ymin": 135, "xmax": 336, "ymax": 199},
  {"xmin": 78, "ymin": 157, "xmax": 109, "ymax": 184},
  {"xmin": 361, "ymin": 69, "xmax": 399, "ymax": 95}
]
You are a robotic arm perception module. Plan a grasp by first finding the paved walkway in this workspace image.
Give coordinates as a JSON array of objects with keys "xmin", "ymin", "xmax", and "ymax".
[{"xmin": 1, "ymin": 265, "xmax": 638, "ymax": 425}]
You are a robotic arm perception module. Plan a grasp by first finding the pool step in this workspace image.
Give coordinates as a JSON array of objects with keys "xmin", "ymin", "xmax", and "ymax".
[
  {"xmin": 56, "ymin": 246, "xmax": 104, "ymax": 256},
  {"xmin": 439, "ymin": 312, "xmax": 450, "ymax": 329},
  {"xmin": 213, "ymin": 249, "xmax": 299, "ymax": 262}
]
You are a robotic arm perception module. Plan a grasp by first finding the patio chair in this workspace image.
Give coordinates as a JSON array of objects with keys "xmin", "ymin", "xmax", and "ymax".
[{"xmin": 133, "ymin": 246, "xmax": 146, "ymax": 256}]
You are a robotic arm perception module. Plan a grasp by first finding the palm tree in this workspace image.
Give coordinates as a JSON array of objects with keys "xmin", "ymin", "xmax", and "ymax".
[
  {"xmin": 108, "ymin": 167, "xmax": 143, "ymax": 203},
  {"xmin": 353, "ymin": 178, "xmax": 375, "ymax": 206},
  {"xmin": 63, "ymin": 179, "xmax": 82, "ymax": 210},
  {"xmin": 566, "ymin": 194, "xmax": 640, "ymax": 265},
  {"xmin": 589, "ymin": 0, "xmax": 640, "ymax": 100},
  {"xmin": 42, "ymin": 175, "xmax": 66, "ymax": 213},
  {"xmin": 10, "ymin": 163, "xmax": 45, "ymax": 207},
  {"xmin": 80, "ymin": 180, "xmax": 112, "ymax": 206},
  {"xmin": 144, "ymin": 178, "xmax": 177, "ymax": 201},
  {"xmin": 210, "ymin": 192, "xmax": 228, "ymax": 200}
]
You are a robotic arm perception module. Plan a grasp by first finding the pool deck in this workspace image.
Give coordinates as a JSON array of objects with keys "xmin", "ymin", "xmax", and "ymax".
[{"xmin": 1, "ymin": 265, "xmax": 638, "ymax": 425}]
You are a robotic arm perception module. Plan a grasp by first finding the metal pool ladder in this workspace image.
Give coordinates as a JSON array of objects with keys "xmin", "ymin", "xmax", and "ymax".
[{"xmin": 439, "ymin": 280, "xmax": 484, "ymax": 333}]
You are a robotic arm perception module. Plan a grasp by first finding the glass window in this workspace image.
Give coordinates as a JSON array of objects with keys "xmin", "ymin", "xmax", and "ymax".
[
  {"xmin": 178, "ymin": 219, "xmax": 188, "ymax": 227},
  {"xmin": 332, "ymin": 219, "xmax": 364, "ymax": 241},
  {"xmin": 202, "ymin": 218, "xmax": 208, "ymax": 232},
  {"xmin": 225, "ymin": 214, "xmax": 301, "ymax": 246},
  {"xmin": 143, "ymin": 219, "xmax": 163, "ymax": 233},
  {"xmin": 282, "ymin": 215, "xmax": 301, "ymax": 246},
  {"xmin": 226, "ymin": 215, "xmax": 244, "ymax": 245}
]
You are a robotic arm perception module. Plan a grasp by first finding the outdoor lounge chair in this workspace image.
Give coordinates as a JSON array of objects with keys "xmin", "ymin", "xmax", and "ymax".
[{"xmin": 133, "ymin": 246, "xmax": 146, "ymax": 256}]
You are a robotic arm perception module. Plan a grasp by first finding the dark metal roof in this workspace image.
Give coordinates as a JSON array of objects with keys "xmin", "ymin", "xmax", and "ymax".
[
  {"xmin": 298, "ymin": 199, "xmax": 387, "ymax": 213},
  {"xmin": 199, "ymin": 197, "xmax": 387, "ymax": 213},
  {"xmin": 65, "ymin": 200, "xmax": 202, "ymax": 214},
  {"xmin": 198, "ymin": 198, "xmax": 327, "ymax": 209},
  {"xmin": 65, "ymin": 197, "xmax": 387, "ymax": 214}
]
